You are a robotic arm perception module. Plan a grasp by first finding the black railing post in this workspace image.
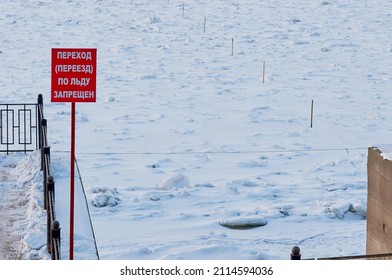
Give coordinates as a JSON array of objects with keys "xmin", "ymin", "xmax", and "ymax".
[
  {"xmin": 291, "ymin": 246, "xmax": 301, "ymax": 260},
  {"xmin": 51, "ymin": 220, "xmax": 61, "ymax": 260},
  {"xmin": 47, "ymin": 175, "xmax": 55, "ymax": 209},
  {"xmin": 37, "ymin": 95, "xmax": 43, "ymax": 150},
  {"xmin": 46, "ymin": 175, "xmax": 54, "ymax": 254},
  {"xmin": 43, "ymin": 146, "xmax": 50, "ymax": 209},
  {"xmin": 37, "ymin": 94, "xmax": 43, "ymax": 106},
  {"xmin": 40, "ymin": 119, "xmax": 47, "ymax": 171}
]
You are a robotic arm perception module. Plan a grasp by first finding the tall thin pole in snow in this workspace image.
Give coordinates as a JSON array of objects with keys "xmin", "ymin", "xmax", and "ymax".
[
  {"xmin": 310, "ymin": 100, "xmax": 314, "ymax": 128},
  {"xmin": 69, "ymin": 102, "xmax": 76, "ymax": 260}
]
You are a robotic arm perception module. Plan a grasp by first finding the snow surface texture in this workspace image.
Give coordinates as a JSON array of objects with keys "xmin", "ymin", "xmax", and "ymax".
[
  {"xmin": 2, "ymin": 0, "xmax": 392, "ymax": 259},
  {"xmin": 0, "ymin": 153, "xmax": 49, "ymax": 260}
]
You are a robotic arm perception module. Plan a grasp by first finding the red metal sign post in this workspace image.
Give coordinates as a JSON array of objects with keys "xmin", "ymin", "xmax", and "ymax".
[{"xmin": 51, "ymin": 48, "xmax": 97, "ymax": 260}]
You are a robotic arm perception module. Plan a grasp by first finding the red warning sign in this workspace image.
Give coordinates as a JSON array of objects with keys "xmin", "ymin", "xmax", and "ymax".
[{"xmin": 51, "ymin": 48, "xmax": 97, "ymax": 102}]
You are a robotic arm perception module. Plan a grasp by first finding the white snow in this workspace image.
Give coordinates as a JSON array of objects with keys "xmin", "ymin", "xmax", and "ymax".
[{"xmin": 1, "ymin": 0, "xmax": 392, "ymax": 261}]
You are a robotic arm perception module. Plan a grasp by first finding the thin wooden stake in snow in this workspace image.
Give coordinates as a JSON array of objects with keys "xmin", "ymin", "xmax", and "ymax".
[
  {"xmin": 231, "ymin": 38, "xmax": 234, "ymax": 56},
  {"xmin": 262, "ymin": 61, "xmax": 265, "ymax": 83},
  {"xmin": 182, "ymin": 2, "xmax": 185, "ymax": 18},
  {"xmin": 310, "ymin": 100, "xmax": 314, "ymax": 128}
]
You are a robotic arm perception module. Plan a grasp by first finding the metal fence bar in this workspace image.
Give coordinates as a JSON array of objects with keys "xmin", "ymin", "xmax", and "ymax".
[
  {"xmin": 315, "ymin": 253, "xmax": 392, "ymax": 260},
  {"xmin": 290, "ymin": 246, "xmax": 392, "ymax": 260}
]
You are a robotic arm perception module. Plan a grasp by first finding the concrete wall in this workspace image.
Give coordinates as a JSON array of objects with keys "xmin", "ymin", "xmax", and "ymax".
[{"xmin": 367, "ymin": 147, "xmax": 392, "ymax": 254}]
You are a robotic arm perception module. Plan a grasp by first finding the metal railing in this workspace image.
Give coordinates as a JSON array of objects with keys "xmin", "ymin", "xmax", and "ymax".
[
  {"xmin": 1, "ymin": 95, "xmax": 61, "ymax": 259},
  {"xmin": 290, "ymin": 246, "xmax": 392, "ymax": 260},
  {"xmin": 0, "ymin": 101, "xmax": 39, "ymax": 154},
  {"xmin": 37, "ymin": 94, "xmax": 61, "ymax": 260}
]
